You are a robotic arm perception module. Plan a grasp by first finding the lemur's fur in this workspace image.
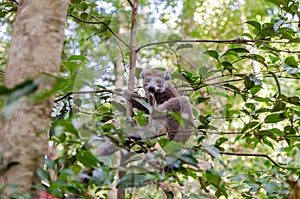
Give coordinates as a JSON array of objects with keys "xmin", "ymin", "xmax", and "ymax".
[{"xmin": 127, "ymin": 70, "xmax": 193, "ymax": 142}]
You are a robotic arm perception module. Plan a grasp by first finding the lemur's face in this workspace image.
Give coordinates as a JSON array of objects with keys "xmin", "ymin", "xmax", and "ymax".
[{"xmin": 140, "ymin": 70, "xmax": 171, "ymax": 94}]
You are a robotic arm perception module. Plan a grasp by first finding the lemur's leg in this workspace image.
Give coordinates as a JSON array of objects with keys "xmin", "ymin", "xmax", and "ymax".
[{"xmin": 156, "ymin": 96, "xmax": 193, "ymax": 142}]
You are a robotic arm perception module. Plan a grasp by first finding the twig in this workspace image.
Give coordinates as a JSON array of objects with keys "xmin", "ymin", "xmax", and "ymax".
[
  {"xmin": 127, "ymin": 0, "xmax": 133, "ymax": 7},
  {"xmin": 68, "ymin": 3, "xmax": 129, "ymax": 48},
  {"xmin": 136, "ymin": 39, "xmax": 298, "ymax": 52},
  {"xmin": 54, "ymin": 89, "xmax": 125, "ymax": 102},
  {"xmin": 220, "ymin": 151, "xmax": 297, "ymax": 169},
  {"xmin": 262, "ymin": 43, "xmax": 300, "ymax": 54}
]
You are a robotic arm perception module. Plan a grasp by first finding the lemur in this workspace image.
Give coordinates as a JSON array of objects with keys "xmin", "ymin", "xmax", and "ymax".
[
  {"xmin": 126, "ymin": 69, "xmax": 193, "ymax": 143},
  {"xmin": 78, "ymin": 70, "xmax": 194, "ymax": 183}
]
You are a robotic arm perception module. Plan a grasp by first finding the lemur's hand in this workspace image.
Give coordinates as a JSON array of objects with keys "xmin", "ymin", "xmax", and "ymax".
[{"xmin": 124, "ymin": 89, "xmax": 134, "ymax": 100}]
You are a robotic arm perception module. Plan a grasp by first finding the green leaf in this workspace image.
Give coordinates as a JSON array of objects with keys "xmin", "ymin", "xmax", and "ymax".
[
  {"xmin": 53, "ymin": 120, "xmax": 79, "ymax": 138},
  {"xmin": 179, "ymin": 152, "xmax": 198, "ymax": 168},
  {"xmin": 198, "ymin": 66, "xmax": 209, "ymax": 77},
  {"xmin": 62, "ymin": 61, "xmax": 78, "ymax": 73},
  {"xmin": 198, "ymin": 67, "xmax": 218, "ymax": 79},
  {"xmin": 76, "ymin": 150, "xmax": 99, "ymax": 168},
  {"xmin": 73, "ymin": 98, "xmax": 82, "ymax": 107},
  {"xmin": 250, "ymin": 85, "xmax": 262, "ymax": 95},
  {"xmin": 167, "ymin": 33, "xmax": 182, "ymax": 48},
  {"xmin": 241, "ymin": 32, "xmax": 253, "ymax": 39},
  {"xmin": 167, "ymin": 33, "xmax": 182, "ymax": 41},
  {"xmin": 245, "ymin": 103, "xmax": 255, "ymax": 110},
  {"xmin": 284, "ymin": 56, "xmax": 298, "ymax": 68},
  {"xmin": 164, "ymin": 141, "xmax": 183, "ymax": 154},
  {"xmin": 111, "ymin": 101, "xmax": 126, "ymax": 113},
  {"xmin": 0, "ymin": 11, "xmax": 8, "ymax": 18},
  {"xmin": 203, "ymin": 144, "xmax": 226, "ymax": 167},
  {"xmin": 282, "ymin": 96, "xmax": 300, "ymax": 106},
  {"xmin": 264, "ymin": 113, "xmax": 286, "ymax": 123},
  {"xmin": 221, "ymin": 51, "xmax": 238, "ymax": 58},
  {"xmin": 134, "ymin": 98, "xmax": 153, "ymax": 113},
  {"xmin": 196, "ymin": 97, "xmax": 210, "ymax": 104},
  {"xmin": 78, "ymin": 2, "xmax": 88, "ymax": 10},
  {"xmin": 243, "ymin": 121, "xmax": 260, "ymax": 131},
  {"xmin": 260, "ymin": 23, "xmax": 275, "ymax": 38},
  {"xmin": 247, "ymin": 54, "xmax": 265, "ymax": 62},
  {"xmin": 203, "ymin": 50, "xmax": 219, "ymax": 60},
  {"xmin": 221, "ymin": 61, "xmax": 235, "ymax": 73},
  {"xmin": 36, "ymin": 168, "xmax": 50, "ymax": 181},
  {"xmin": 68, "ymin": 55, "xmax": 87, "ymax": 61},
  {"xmin": 176, "ymin": 43, "xmax": 193, "ymax": 51},
  {"xmin": 134, "ymin": 110, "xmax": 149, "ymax": 126},
  {"xmin": 227, "ymin": 48, "xmax": 250, "ymax": 53},
  {"xmin": 269, "ymin": 55, "xmax": 280, "ymax": 63},
  {"xmin": 80, "ymin": 13, "xmax": 88, "ymax": 20},
  {"xmin": 117, "ymin": 173, "xmax": 152, "ymax": 188},
  {"xmin": 243, "ymin": 75, "xmax": 254, "ymax": 90},
  {"xmin": 53, "ymin": 179, "xmax": 68, "ymax": 187},
  {"xmin": 45, "ymin": 159, "xmax": 55, "ymax": 170},
  {"xmin": 223, "ymin": 84, "xmax": 239, "ymax": 93},
  {"xmin": 246, "ymin": 21, "xmax": 261, "ymax": 32},
  {"xmin": 253, "ymin": 96, "xmax": 270, "ymax": 102},
  {"xmin": 258, "ymin": 128, "xmax": 284, "ymax": 136},
  {"xmin": 89, "ymin": 167, "xmax": 113, "ymax": 186},
  {"xmin": 271, "ymin": 101, "xmax": 286, "ymax": 112},
  {"xmin": 261, "ymin": 137, "xmax": 274, "ymax": 150},
  {"xmin": 205, "ymin": 169, "xmax": 221, "ymax": 186}
]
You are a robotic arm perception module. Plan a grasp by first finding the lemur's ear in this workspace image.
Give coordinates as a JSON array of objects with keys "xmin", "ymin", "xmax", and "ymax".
[
  {"xmin": 140, "ymin": 70, "xmax": 147, "ymax": 79},
  {"xmin": 163, "ymin": 71, "xmax": 171, "ymax": 81}
]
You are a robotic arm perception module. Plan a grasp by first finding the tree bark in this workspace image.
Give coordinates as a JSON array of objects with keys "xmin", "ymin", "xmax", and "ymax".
[
  {"xmin": 118, "ymin": 1, "xmax": 139, "ymax": 198},
  {"xmin": 0, "ymin": 0, "xmax": 68, "ymax": 197}
]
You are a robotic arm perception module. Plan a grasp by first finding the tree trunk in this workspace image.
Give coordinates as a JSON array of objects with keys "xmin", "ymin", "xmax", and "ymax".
[{"xmin": 0, "ymin": 0, "xmax": 68, "ymax": 197}]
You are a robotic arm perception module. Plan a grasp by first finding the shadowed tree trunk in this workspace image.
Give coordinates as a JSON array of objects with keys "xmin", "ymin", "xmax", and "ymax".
[{"xmin": 0, "ymin": 0, "xmax": 68, "ymax": 197}]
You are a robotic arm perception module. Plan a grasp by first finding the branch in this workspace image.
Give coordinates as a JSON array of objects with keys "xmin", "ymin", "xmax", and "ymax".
[
  {"xmin": 262, "ymin": 43, "xmax": 300, "ymax": 54},
  {"xmin": 136, "ymin": 39, "xmax": 298, "ymax": 52},
  {"xmin": 127, "ymin": 0, "xmax": 133, "ymax": 7},
  {"xmin": 220, "ymin": 151, "xmax": 297, "ymax": 169},
  {"xmin": 54, "ymin": 89, "xmax": 125, "ymax": 103},
  {"xmin": 126, "ymin": 0, "xmax": 139, "ymax": 118},
  {"xmin": 68, "ymin": 4, "xmax": 129, "ymax": 48},
  {"xmin": 119, "ymin": 1, "xmax": 139, "ymax": 198}
]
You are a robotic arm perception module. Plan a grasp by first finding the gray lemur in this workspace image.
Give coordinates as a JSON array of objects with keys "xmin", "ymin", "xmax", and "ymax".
[
  {"xmin": 78, "ymin": 70, "xmax": 194, "ymax": 183},
  {"xmin": 126, "ymin": 69, "xmax": 193, "ymax": 143},
  {"xmin": 94, "ymin": 70, "xmax": 193, "ymax": 155}
]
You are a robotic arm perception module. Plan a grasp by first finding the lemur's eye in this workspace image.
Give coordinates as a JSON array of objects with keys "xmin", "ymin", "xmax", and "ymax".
[
  {"xmin": 144, "ymin": 77, "xmax": 151, "ymax": 83},
  {"xmin": 156, "ymin": 78, "xmax": 162, "ymax": 84}
]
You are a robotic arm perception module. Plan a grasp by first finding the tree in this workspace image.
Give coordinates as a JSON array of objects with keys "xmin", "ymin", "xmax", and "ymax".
[
  {"xmin": 0, "ymin": 0, "xmax": 68, "ymax": 197},
  {"xmin": 0, "ymin": 0, "xmax": 300, "ymax": 198}
]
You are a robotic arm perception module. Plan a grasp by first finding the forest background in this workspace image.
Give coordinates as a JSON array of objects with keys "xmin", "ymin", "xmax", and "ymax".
[{"xmin": 0, "ymin": 0, "xmax": 300, "ymax": 198}]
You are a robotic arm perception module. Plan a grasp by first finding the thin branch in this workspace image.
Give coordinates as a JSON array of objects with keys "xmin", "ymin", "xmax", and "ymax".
[
  {"xmin": 262, "ymin": 43, "xmax": 300, "ymax": 54},
  {"xmin": 136, "ymin": 39, "xmax": 298, "ymax": 52},
  {"xmin": 127, "ymin": 0, "xmax": 133, "ymax": 7},
  {"xmin": 126, "ymin": 0, "xmax": 139, "ymax": 118},
  {"xmin": 220, "ymin": 151, "xmax": 297, "ymax": 169},
  {"xmin": 54, "ymin": 89, "xmax": 125, "ymax": 103},
  {"xmin": 68, "ymin": 4, "xmax": 129, "ymax": 48}
]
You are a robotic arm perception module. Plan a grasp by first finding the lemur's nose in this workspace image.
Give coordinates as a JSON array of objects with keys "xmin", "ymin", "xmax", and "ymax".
[{"xmin": 148, "ymin": 86, "xmax": 155, "ymax": 93}]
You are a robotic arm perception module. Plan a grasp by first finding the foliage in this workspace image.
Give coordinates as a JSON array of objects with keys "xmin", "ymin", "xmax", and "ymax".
[{"xmin": 1, "ymin": 0, "xmax": 300, "ymax": 198}]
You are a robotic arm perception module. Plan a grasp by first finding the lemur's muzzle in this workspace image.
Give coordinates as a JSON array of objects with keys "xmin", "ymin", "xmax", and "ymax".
[{"xmin": 148, "ymin": 86, "xmax": 156, "ymax": 93}]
